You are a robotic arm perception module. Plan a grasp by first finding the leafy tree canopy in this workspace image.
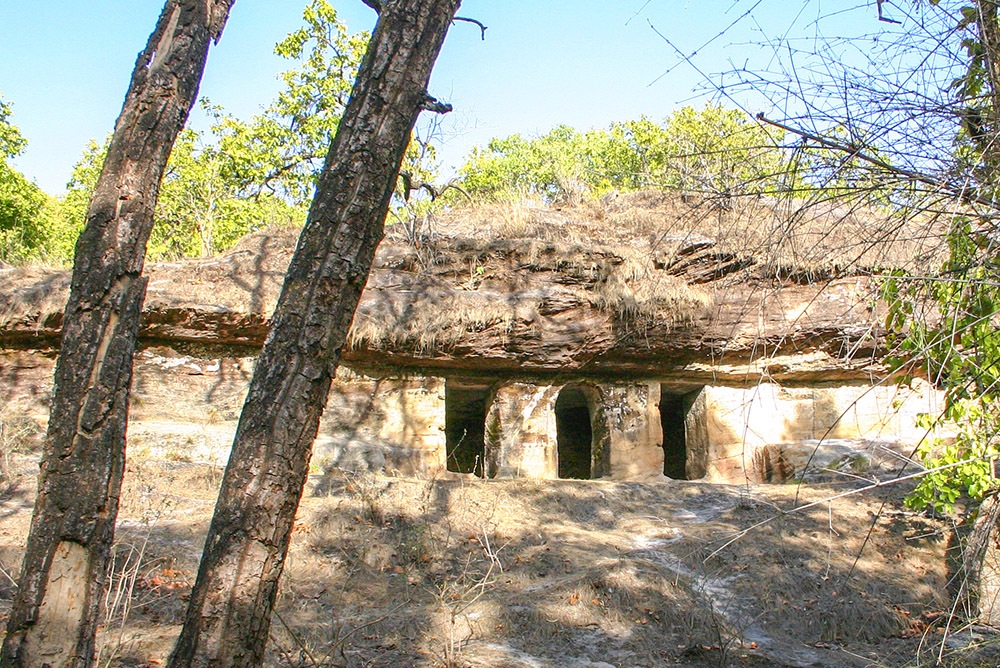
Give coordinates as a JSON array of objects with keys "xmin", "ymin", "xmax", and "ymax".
[
  {"xmin": 458, "ymin": 103, "xmax": 794, "ymax": 203},
  {"xmin": 0, "ymin": 93, "xmax": 56, "ymax": 263},
  {"xmin": 49, "ymin": 0, "xmax": 371, "ymax": 263},
  {"xmin": 210, "ymin": 0, "xmax": 369, "ymax": 204}
]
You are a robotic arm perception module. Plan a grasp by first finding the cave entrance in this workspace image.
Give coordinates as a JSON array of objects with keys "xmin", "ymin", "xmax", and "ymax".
[
  {"xmin": 445, "ymin": 382, "xmax": 490, "ymax": 477},
  {"xmin": 556, "ymin": 385, "xmax": 597, "ymax": 480},
  {"xmin": 660, "ymin": 386, "xmax": 708, "ymax": 480}
]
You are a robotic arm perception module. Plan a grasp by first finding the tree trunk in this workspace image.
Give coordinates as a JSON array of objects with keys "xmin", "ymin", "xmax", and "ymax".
[
  {"xmin": 167, "ymin": 1, "xmax": 461, "ymax": 665},
  {"xmin": 948, "ymin": 496, "xmax": 1000, "ymax": 623},
  {"xmin": 0, "ymin": 2, "xmax": 234, "ymax": 666}
]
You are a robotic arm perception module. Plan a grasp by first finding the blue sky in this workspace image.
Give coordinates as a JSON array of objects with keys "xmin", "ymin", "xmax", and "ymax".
[{"xmin": 0, "ymin": 1, "xmax": 888, "ymax": 194}]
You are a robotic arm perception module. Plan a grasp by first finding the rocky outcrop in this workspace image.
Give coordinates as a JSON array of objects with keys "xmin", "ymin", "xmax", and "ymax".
[
  {"xmin": 0, "ymin": 195, "xmax": 952, "ymax": 484},
  {"xmin": 1, "ymin": 195, "xmax": 932, "ymax": 385}
]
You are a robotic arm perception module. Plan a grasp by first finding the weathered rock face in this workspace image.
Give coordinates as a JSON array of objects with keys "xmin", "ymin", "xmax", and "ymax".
[
  {"xmin": 318, "ymin": 372, "xmax": 445, "ymax": 475},
  {"xmin": 0, "ymin": 345, "xmax": 943, "ymax": 485},
  {"xmin": 0, "ymin": 195, "xmax": 949, "ymax": 483},
  {"xmin": 1, "ymin": 194, "xmax": 924, "ymax": 382}
]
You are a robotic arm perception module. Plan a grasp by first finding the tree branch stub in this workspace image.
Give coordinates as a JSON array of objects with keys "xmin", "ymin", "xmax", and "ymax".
[
  {"xmin": 453, "ymin": 16, "xmax": 487, "ymax": 40},
  {"xmin": 422, "ymin": 94, "xmax": 453, "ymax": 114}
]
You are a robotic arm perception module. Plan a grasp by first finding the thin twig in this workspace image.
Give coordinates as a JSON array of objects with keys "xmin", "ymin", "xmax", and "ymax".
[
  {"xmin": 757, "ymin": 114, "xmax": 1000, "ymax": 211},
  {"xmin": 271, "ymin": 607, "xmax": 320, "ymax": 667},
  {"xmin": 453, "ymin": 16, "xmax": 487, "ymax": 40}
]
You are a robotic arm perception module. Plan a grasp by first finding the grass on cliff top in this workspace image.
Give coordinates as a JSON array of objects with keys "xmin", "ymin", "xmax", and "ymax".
[
  {"xmin": 0, "ymin": 190, "xmax": 947, "ymax": 353},
  {"xmin": 418, "ymin": 189, "xmax": 949, "ymax": 278},
  {"xmin": 347, "ymin": 189, "xmax": 946, "ymax": 353}
]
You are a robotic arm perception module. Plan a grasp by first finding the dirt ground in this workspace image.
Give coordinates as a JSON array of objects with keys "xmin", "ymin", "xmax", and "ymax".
[{"xmin": 3, "ymin": 452, "xmax": 999, "ymax": 668}]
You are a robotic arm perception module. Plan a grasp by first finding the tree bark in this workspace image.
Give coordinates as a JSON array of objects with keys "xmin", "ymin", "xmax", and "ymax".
[
  {"xmin": 167, "ymin": 1, "xmax": 461, "ymax": 665},
  {"xmin": 0, "ymin": 2, "xmax": 234, "ymax": 666},
  {"xmin": 947, "ymin": 496, "xmax": 1000, "ymax": 623}
]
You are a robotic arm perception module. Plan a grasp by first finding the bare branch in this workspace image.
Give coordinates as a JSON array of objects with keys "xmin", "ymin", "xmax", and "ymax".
[
  {"xmin": 421, "ymin": 94, "xmax": 453, "ymax": 114},
  {"xmin": 399, "ymin": 171, "xmax": 471, "ymax": 202},
  {"xmin": 876, "ymin": 0, "xmax": 901, "ymax": 24},
  {"xmin": 453, "ymin": 16, "xmax": 487, "ymax": 40},
  {"xmin": 757, "ymin": 113, "xmax": 1000, "ymax": 211}
]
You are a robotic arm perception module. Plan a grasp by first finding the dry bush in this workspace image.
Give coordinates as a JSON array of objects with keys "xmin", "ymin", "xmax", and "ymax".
[
  {"xmin": 586, "ymin": 250, "xmax": 713, "ymax": 326},
  {"xmin": 0, "ymin": 409, "xmax": 42, "ymax": 498}
]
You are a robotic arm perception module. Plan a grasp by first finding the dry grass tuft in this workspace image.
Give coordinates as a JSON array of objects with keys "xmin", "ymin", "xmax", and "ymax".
[
  {"xmin": 0, "ymin": 408, "xmax": 42, "ymax": 500},
  {"xmin": 347, "ymin": 284, "xmax": 522, "ymax": 353},
  {"xmin": 586, "ymin": 250, "xmax": 713, "ymax": 326},
  {"xmin": 600, "ymin": 191, "xmax": 949, "ymax": 276}
]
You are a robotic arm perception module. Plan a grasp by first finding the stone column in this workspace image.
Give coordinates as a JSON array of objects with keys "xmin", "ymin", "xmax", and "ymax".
[
  {"xmin": 603, "ymin": 382, "xmax": 663, "ymax": 480},
  {"xmin": 486, "ymin": 382, "xmax": 559, "ymax": 478}
]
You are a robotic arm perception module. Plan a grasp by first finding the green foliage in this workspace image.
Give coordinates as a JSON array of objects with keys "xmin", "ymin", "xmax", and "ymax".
[
  {"xmin": 57, "ymin": 129, "xmax": 308, "ymax": 262},
  {"xmin": 647, "ymin": 104, "xmax": 792, "ymax": 194},
  {"xmin": 46, "ymin": 0, "xmax": 374, "ymax": 263},
  {"xmin": 145, "ymin": 0, "xmax": 369, "ymax": 258},
  {"xmin": 460, "ymin": 125, "xmax": 600, "ymax": 202},
  {"xmin": 906, "ymin": 400, "xmax": 1000, "ymax": 513},
  {"xmin": 47, "ymin": 138, "xmax": 104, "ymax": 261},
  {"xmin": 211, "ymin": 0, "xmax": 369, "ymax": 204},
  {"xmin": 0, "ymin": 163, "xmax": 49, "ymax": 261},
  {"xmin": 790, "ymin": 125, "xmax": 896, "ymax": 197},
  {"xmin": 887, "ymin": 219, "xmax": 1000, "ymax": 513},
  {"xmin": 458, "ymin": 103, "xmax": 793, "ymax": 203},
  {"xmin": 0, "ymin": 94, "xmax": 55, "ymax": 263},
  {"xmin": 47, "ymin": 0, "xmax": 443, "ymax": 263},
  {"xmin": 945, "ymin": 2, "xmax": 1000, "ymax": 196},
  {"xmin": 0, "ymin": 96, "xmax": 26, "ymax": 159},
  {"xmin": 154, "ymin": 127, "xmax": 305, "ymax": 258}
]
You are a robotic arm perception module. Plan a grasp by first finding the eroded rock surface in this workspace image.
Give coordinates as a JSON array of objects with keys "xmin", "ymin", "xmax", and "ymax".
[{"xmin": 1, "ymin": 195, "xmax": 934, "ymax": 384}]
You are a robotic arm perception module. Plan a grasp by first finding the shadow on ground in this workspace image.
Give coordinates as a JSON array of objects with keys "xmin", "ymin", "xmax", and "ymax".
[{"xmin": 0, "ymin": 460, "xmax": 978, "ymax": 668}]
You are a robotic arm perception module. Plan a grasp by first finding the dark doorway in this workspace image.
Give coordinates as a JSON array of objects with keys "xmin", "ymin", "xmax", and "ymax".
[
  {"xmin": 445, "ymin": 383, "xmax": 489, "ymax": 477},
  {"xmin": 556, "ymin": 386, "xmax": 594, "ymax": 479},
  {"xmin": 660, "ymin": 393, "xmax": 687, "ymax": 479},
  {"xmin": 660, "ymin": 386, "xmax": 708, "ymax": 480}
]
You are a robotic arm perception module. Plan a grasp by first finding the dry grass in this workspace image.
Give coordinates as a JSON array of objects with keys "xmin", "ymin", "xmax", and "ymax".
[
  {"xmin": 585, "ymin": 250, "xmax": 714, "ymax": 326},
  {"xmin": 346, "ymin": 243, "xmax": 713, "ymax": 353},
  {"xmin": 355, "ymin": 190, "xmax": 945, "ymax": 352},
  {"xmin": 0, "ymin": 190, "xmax": 948, "ymax": 358},
  {"xmin": 0, "ymin": 452, "xmax": 964, "ymax": 668},
  {"xmin": 348, "ymin": 286, "xmax": 522, "ymax": 353},
  {"xmin": 425, "ymin": 190, "xmax": 949, "ymax": 276},
  {"xmin": 0, "ymin": 407, "xmax": 42, "ymax": 502},
  {"xmin": 599, "ymin": 190, "xmax": 949, "ymax": 276}
]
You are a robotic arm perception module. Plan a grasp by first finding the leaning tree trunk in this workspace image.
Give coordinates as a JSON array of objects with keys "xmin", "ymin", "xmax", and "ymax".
[
  {"xmin": 167, "ymin": 1, "xmax": 461, "ymax": 665},
  {"xmin": 0, "ymin": 2, "xmax": 234, "ymax": 666},
  {"xmin": 948, "ymin": 496, "xmax": 1000, "ymax": 623}
]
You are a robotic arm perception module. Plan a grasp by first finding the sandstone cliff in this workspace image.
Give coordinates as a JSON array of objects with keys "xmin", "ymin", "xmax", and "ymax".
[{"xmin": 0, "ymin": 192, "xmax": 943, "ymax": 384}]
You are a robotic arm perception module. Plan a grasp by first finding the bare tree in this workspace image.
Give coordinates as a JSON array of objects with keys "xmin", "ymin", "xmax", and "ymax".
[
  {"xmin": 670, "ymin": 0, "xmax": 1000, "ymax": 631},
  {"xmin": 0, "ymin": 2, "xmax": 235, "ymax": 666},
  {"xmin": 167, "ymin": 1, "xmax": 462, "ymax": 665}
]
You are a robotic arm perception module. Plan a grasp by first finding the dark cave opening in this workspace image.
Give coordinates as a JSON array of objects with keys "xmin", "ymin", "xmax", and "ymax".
[
  {"xmin": 660, "ymin": 386, "xmax": 708, "ymax": 480},
  {"xmin": 445, "ymin": 383, "xmax": 489, "ymax": 477},
  {"xmin": 556, "ymin": 386, "xmax": 594, "ymax": 480}
]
